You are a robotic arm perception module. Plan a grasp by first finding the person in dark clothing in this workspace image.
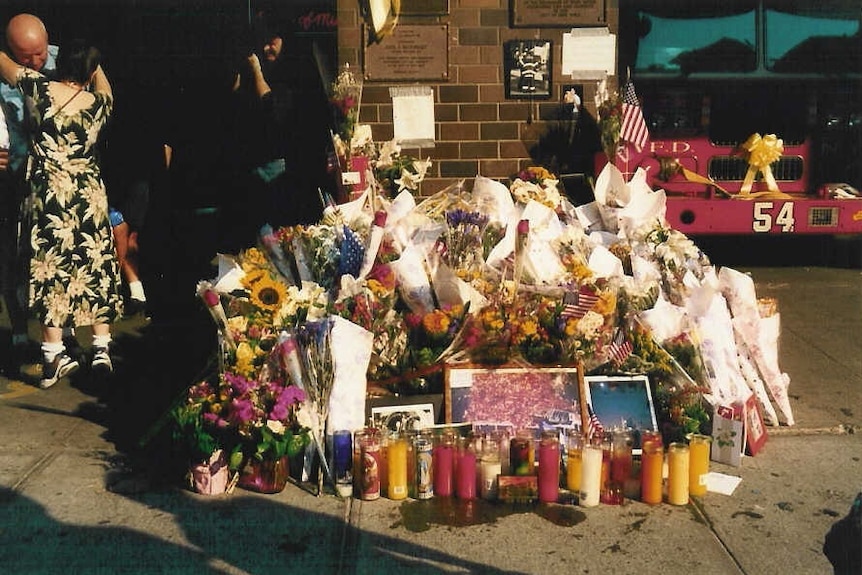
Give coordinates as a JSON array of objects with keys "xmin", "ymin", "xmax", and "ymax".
[
  {"xmin": 220, "ymin": 21, "xmax": 332, "ymax": 254},
  {"xmin": 100, "ymin": 81, "xmax": 170, "ymax": 319}
]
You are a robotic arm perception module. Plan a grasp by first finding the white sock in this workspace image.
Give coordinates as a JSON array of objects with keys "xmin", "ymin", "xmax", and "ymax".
[
  {"xmin": 129, "ymin": 281, "xmax": 146, "ymax": 301},
  {"xmin": 93, "ymin": 334, "xmax": 112, "ymax": 349},
  {"xmin": 42, "ymin": 340, "xmax": 64, "ymax": 363}
]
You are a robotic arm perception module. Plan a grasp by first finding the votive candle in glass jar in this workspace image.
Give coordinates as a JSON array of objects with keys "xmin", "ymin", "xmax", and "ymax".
[
  {"xmin": 510, "ymin": 429, "xmax": 535, "ymax": 476},
  {"xmin": 359, "ymin": 429, "xmax": 381, "ymax": 501},
  {"xmin": 414, "ymin": 430, "xmax": 434, "ymax": 500},
  {"xmin": 687, "ymin": 434, "xmax": 712, "ymax": 497},
  {"xmin": 611, "ymin": 430, "xmax": 634, "ymax": 485},
  {"xmin": 667, "ymin": 442, "xmax": 690, "ymax": 505},
  {"xmin": 537, "ymin": 430, "xmax": 561, "ymax": 503},
  {"xmin": 405, "ymin": 429, "xmax": 418, "ymax": 499},
  {"xmin": 332, "ymin": 429, "xmax": 353, "ymax": 498},
  {"xmin": 493, "ymin": 429, "xmax": 511, "ymax": 475},
  {"xmin": 433, "ymin": 429, "xmax": 456, "ymax": 497},
  {"xmin": 387, "ymin": 432, "xmax": 408, "ymax": 500},
  {"xmin": 565, "ymin": 430, "xmax": 584, "ymax": 494},
  {"xmin": 479, "ymin": 436, "xmax": 502, "ymax": 500},
  {"xmin": 579, "ymin": 440, "xmax": 603, "ymax": 507},
  {"xmin": 455, "ymin": 435, "xmax": 477, "ymax": 500},
  {"xmin": 640, "ymin": 441, "xmax": 664, "ymax": 505}
]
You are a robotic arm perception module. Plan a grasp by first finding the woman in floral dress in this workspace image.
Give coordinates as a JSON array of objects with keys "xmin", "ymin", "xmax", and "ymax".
[{"xmin": 0, "ymin": 40, "xmax": 122, "ymax": 388}]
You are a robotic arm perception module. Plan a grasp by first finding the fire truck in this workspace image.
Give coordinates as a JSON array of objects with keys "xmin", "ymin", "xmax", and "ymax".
[{"xmin": 616, "ymin": 0, "xmax": 861, "ymax": 236}]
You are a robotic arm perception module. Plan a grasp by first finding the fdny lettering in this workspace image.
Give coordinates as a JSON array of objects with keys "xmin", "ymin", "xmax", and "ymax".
[{"xmin": 649, "ymin": 141, "xmax": 692, "ymax": 154}]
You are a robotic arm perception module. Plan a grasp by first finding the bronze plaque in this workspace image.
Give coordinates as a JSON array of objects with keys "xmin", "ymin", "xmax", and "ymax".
[
  {"xmin": 511, "ymin": 0, "xmax": 605, "ymax": 27},
  {"xmin": 364, "ymin": 24, "xmax": 449, "ymax": 81},
  {"xmin": 401, "ymin": 0, "xmax": 449, "ymax": 15}
]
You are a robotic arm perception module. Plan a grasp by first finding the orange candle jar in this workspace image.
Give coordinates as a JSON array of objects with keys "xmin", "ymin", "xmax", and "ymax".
[{"xmin": 640, "ymin": 441, "xmax": 664, "ymax": 505}]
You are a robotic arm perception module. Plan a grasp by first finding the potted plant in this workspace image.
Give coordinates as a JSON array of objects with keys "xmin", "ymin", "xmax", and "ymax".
[{"xmin": 171, "ymin": 377, "xmax": 236, "ymax": 495}]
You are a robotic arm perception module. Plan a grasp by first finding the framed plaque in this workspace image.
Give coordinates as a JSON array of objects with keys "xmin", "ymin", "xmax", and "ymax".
[
  {"xmin": 511, "ymin": 0, "xmax": 606, "ymax": 28},
  {"xmin": 364, "ymin": 24, "xmax": 449, "ymax": 81},
  {"xmin": 504, "ymin": 39, "xmax": 552, "ymax": 99}
]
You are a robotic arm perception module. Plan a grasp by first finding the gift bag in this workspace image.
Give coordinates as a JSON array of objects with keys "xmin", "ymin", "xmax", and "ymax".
[{"xmin": 711, "ymin": 404, "xmax": 744, "ymax": 467}]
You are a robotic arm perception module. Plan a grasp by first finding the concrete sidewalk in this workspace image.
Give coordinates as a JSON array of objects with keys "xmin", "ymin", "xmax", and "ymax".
[{"xmin": 1, "ymin": 266, "xmax": 860, "ymax": 574}]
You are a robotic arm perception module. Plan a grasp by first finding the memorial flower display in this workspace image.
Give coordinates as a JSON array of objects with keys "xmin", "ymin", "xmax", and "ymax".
[{"xmin": 185, "ymin": 154, "xmax": 794, "ymax": 492}]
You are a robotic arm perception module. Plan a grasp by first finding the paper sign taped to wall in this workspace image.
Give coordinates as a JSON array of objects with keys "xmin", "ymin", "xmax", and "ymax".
[
  {"xmin": 562, "ymin": 27, "xmax": 616, "ymax": 78},
  {"xmin": 391, "ymin": 86, "xmax": 436, "ymax": 148}
]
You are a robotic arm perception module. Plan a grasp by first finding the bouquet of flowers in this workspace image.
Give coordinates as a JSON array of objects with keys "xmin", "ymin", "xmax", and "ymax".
[
  {"xmin": 440, "ymin": 208, "xmax": 489, "ymax": 282},
  {"xmin": 329, "ymin": 264, "xmax": 408, "ymax": 384},
  {"xmin": 595, "ymin": 78, "xmax": 623, "ymax": 161},
  {"xmin": 398, "ymin": 304, "xmax": 468, "ymax": 392},
  {"xmin": 631, "ymin": 221, "xmax": 712, "ymax": 306},
  {"xmin": 330, "ymin": 63, "xmax": 363, "ymax": 160},
  {"xmin": 171, "ymin": 367, "xmax": 311, "ymax": 480},
  {"xmin": 371, "ymin": 138, "xmax": 432, "ymax": 197},
  {"xmin": 509, "ymin": 166, "xmax": 562, "ymax": 210}
]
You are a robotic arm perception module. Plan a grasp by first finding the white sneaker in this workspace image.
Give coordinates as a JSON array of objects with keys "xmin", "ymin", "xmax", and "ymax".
[
  {"xmin": 91, "ymin": 346, "xmax": 113, "ymax": 373},
  {"xmin": 41, "ymin": 353, "xmax": 79, "ymax": 389}
]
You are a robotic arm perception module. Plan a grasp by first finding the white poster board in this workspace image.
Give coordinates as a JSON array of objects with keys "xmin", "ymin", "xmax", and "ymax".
[
  {"xmin": 562, "ymin": 27, "xmax": 616, "ymax": 78},
  {"xmin": 390, "ymin": 86, "xmax": 436, "ymax": 148}
]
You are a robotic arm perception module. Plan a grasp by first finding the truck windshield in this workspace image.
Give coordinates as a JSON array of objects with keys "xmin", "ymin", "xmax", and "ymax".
[
  {"xmin": 633, "ymin": 4, "xmax": 860, "ymax": 75},
  {"xmin": 634, "ymin": 10, "xmax": 755, "ymax": 74},
  {"xmin": 766, "ymin": 9, "xmax": 860, "ymax": 73}
]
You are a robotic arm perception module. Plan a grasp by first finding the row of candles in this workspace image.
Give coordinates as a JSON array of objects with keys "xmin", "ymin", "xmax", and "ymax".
[{"xmin": 330, "ymin": 426, "xmax": 712, "ymax": 506}]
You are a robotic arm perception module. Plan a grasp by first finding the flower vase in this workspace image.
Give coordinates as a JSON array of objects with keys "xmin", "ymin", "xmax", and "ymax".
[
  {"xmin": 238, "ymin": 456, "xmax": 290, "ymax": 494},
  {"xmin": 190, "ymin": 449, "xmax": 230, "ymax": 495}
]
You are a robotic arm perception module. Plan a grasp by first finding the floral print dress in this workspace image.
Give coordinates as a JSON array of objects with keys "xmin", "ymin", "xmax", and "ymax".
[{"xmin": 18, "ymin": 69, "xmax": 122, "ymax": 328}]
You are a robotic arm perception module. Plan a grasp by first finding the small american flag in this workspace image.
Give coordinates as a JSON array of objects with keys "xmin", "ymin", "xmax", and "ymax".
[
  {"xmin": 620, "ymin": 81, "xmax": 649, "ymax": 152},
  {"xmin": 560, "ymin": 286, "xmax": 600, "ymax": 320},
  {"xmin": 587, "ymin": 404, "xmax": 604, "ymax": 440},
  {"xmin": 606, "ymin": 327, "xmax": 634, "ymax": 366}
]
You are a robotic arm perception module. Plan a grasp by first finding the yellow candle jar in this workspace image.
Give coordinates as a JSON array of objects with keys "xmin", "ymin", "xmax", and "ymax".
[
  {"xmin": 688, "ymin": 434, "xmax": 712, "ymax": 497},
  {"xmin": 387, "ymin": 434, "xmax": 408, "ymax": 500},
  {"xmin": 565, "ymin": 430, "xmax": 584, "ymax": 493},
  {"xmin": 667, "ymin": 442, "xmax": 690, "ymax": 506}
]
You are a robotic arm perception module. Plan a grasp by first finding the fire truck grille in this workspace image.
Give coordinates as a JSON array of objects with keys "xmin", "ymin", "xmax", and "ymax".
[
  {"xmin": 707, "ymin": 156, "xmax": 804, "ymax": 182},
  {"xmin": 808, "ymin": 207, "xmax": 839, "ymax": 228}
]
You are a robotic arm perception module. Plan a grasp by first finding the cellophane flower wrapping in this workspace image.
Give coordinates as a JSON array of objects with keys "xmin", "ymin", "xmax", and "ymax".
[
  {"xmin": 328, "ymin": 315, "xmax": 374, "ymax": 432},
  {"xmin": 718, "ymin": 267, "xmax": 793, "ymax": 425},
  {"xmin": 191, "ymin": 157, "xmax": 796, "ymax": 470}
]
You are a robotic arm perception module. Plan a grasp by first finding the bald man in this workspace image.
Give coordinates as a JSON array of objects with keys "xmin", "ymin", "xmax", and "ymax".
[{"xmin": 0, "ymin": 13, "xmax": 58, "ymax": 374}]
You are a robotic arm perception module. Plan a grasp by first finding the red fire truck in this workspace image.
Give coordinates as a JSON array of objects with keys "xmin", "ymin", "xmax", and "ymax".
[{"xmin": 617, "ymin": 0, "xmax": 861, "ymax": 236}]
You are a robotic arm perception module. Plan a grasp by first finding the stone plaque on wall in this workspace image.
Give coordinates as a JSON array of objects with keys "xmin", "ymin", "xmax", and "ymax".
[
  {"xmin": 511, "ymin": 0, "xmax": 606, "ymax": 27},
  {"xmin": 401, "ymin": 0, "xmax": 449, "ymax": 15},
  {"xmin": 364, "ymin": 24, "xmax": 449, "ymax": 81}
]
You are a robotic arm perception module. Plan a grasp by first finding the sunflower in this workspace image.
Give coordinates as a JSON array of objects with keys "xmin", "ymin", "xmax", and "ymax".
[{"xmin": 249, "ymin": 273, "xmax": 288, "ymax": 313}]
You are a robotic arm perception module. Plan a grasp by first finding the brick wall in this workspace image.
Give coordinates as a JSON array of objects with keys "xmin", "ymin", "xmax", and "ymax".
[{"xmin": 337, "ymin": 0, "xmax": 619, "ymax": 198}]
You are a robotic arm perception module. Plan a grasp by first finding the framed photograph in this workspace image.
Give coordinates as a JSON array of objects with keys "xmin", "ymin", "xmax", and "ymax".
[
  {"xmin": 504, "ymin": 40, "xmax": 553, "ymax": 100},
  {"xmin": 583, "ymin": 375, "xmax": 658, "ymax": 453},
  {"xmin": 445, "ymin": 365, "xmax": 583, "ymax": 433},
  {"xmin": 367, "ymin": 397, "xmax": 439, "ymax": 433}
]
